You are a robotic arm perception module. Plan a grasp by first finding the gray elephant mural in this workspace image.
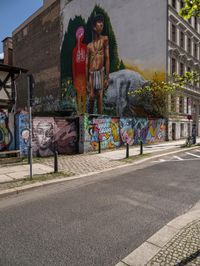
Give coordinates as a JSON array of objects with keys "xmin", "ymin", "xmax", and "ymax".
[{"xmin": 104, "ymin": 69, "xmax": 150, "ymax": 116}]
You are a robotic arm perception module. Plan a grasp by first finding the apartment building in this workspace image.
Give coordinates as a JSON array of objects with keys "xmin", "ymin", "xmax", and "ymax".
[{"xmin": 168, "ymin": 0, "xmax": 200, "ymax": 140}]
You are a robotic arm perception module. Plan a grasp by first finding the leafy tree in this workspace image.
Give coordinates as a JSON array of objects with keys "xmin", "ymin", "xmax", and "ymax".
[
  {"xmin": 128, "ymin": 71, "xmax": 200, "ymax": 118},
  {"xmin": 85, "ymin": 5, "xmax": 120, "ymax": 73},
  {"xmin": 180, "ymin": 0, "xmax": 200, "ymax": 19},
  {"xmin": 173, "ymin": 71, "xmax": 200, "ymax": 87}
]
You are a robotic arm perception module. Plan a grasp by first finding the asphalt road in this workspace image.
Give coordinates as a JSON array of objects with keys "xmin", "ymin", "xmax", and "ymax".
[{"xmin": 0, "ymin": 151, "xmax": 200, "ymax": 266}]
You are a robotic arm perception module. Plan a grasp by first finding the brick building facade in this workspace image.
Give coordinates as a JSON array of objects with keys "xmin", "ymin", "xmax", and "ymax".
[{"xmin": 13, "ymin": 0, "xmax": 60, "ymax": 113}]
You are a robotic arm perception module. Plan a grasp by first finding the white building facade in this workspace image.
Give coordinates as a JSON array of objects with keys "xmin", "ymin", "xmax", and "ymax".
[{"xmin": 168, "ymin": 0, "xmax": 200, "ymax": 140}]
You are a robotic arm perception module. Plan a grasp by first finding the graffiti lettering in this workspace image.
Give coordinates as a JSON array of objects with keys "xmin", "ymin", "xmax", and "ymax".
[{"xmin": 0, "ymin": 110, "xmax": 12, "ymax": 151}]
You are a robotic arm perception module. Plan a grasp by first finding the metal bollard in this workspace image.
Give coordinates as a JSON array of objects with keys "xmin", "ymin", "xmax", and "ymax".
[
  {"xmin": 126, "ymin": 143, "xmax": 129, "ymax": 158},
  {"xmin": 54, "ymin": 151, "xmax": 58, "ymax": 173},
  {"xmin": 28, "ymin": 147, "xmax": 30, "ymax": 164},
  {"xmin": 98, "ymin": 140, "xmax": 101, "ymax": 154},
  {"xmin": 140, "ymin": 141, "xmax": 143, "ymax": 155}
]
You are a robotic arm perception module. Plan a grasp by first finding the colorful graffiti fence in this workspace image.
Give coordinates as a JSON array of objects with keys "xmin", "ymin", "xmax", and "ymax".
[
  {"xmin": 84, "ymin": 116, "xmax": 166, "ymax": 152},
  {"xmin": 16, "ymin": 115, "xmax": 79, "ymax": 157},
  {"xmin": 0, "ymin": 110, "xmax": 13, "ymax": 151}
]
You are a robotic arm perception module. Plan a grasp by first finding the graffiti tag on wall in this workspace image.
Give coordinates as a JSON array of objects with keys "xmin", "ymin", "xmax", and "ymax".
[
  {"xmin": 84, "ymin": 116, "xmax": 121, "ymax": 151},
  {"xmin": 0, "ymin": 110, "xmax": 12, "ymax": 151},
  {"xmin": 15, "ymin": 113, "xmax": 30, "ymax": 156},
  {"xmin": 120, "ymin": 117, "xmax": 166, "ymax": 145},
  {"xmin": 54, "ymin": 118, "xmax": 78, "ymax": 155}
]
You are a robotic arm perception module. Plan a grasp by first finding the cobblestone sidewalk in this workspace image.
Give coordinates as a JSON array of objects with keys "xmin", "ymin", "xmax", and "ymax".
[
  {"xmin": 43, "ymin": 153, "xmax": 126, "ymax": 175},
  {"xmin": 147, "ymin": 220, "xmax": 200, "ymax": 266}
]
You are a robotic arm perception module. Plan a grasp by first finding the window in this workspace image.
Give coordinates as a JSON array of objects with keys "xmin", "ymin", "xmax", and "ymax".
[
  {"xmin": 172, "ymin": 24, "xmax": 176, "ymax": 43},
  {"xmin": 187, "ymin": 97, "xmax": 190, "ymax": 114},
  {"xmin": 180, "ymin": 31, "xmax": 185, "ymax": 49},
  {"xmin": 172, "ymin": 58, "xmax": 177, "ymax": 74},
  {"xmin": 180, "ymin": 0, "xmax": 184, "ymax": 9},
  {"xmin": 194, "ymin": 17, "xmax": 198, "ymax": 30},
  {"xmin": 171, "ymin": 95, "xmax": 176, "ymax": 112},
  {"xmin": 180, "ymin": 63, "xmax": 184, "ymax": 76},
  {"xmin": 188, "ymin": 18, "xmax": 192, "ymax": 24},
  {"xmin": 187, "ymin": 37, "xmax": 191, "ymax": 54},
  {"xmin": 172, "ymin": 0, "xmax": 176, "ymax": 9},
  {"xmin": 179, "ymin": 96, "xmax": 184, "ymax": 113},
  {"xmin": 194, "ymin": 43, "xmax": 198, "ymax": 58}
]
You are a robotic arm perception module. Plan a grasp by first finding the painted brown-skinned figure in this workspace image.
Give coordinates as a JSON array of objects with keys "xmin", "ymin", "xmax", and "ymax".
[{"xmin": 86, "ymin": 14, "xmax": 110, "ymax": 115}]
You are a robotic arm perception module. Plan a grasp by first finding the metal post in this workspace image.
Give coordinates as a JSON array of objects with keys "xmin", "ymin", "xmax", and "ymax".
[
  {"xmin": 140, "ymin": 141, "xmax": 143, "ymax": 155},
  {"xmin": 126, "ymin": 143, "xmax": 129, "ymax": 158},
  {"xmin": 54, "ymin": 151, "xmax": 58, "ymax": 173},
  {"xmin": 98, "ymin": 140, "xmax": 101, "ymax": 154},
  {"xmin": 27, "ymin": 75, "xmax": 33, "ymax": 180}
]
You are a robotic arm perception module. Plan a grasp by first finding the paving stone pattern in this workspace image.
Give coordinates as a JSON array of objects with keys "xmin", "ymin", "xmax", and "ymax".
[
  {"xmin": 147, "ymin": 220, "xmax": 200, "ymax": 266},
  {"xmin": 43, "ymin": 154, "xmax": 126, "ymax": 175}
]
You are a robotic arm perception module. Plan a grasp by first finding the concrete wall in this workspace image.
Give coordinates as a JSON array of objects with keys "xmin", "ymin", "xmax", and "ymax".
[{"xmin": 13, "ymin": 0, "xmax": 60, "ymax": 113}]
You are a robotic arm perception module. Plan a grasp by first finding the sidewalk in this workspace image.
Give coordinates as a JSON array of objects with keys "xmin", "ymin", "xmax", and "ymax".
[
  {"xmin": 116, "ymin": 201, "xmax": 200, "ymax": 266},
  {"xmin": 0, "ymin": 138, "xmax": 200, "ymax": 184},
  {"xmin": 0, "ymin": 164, "xmax": 54, "ymax": 183}
]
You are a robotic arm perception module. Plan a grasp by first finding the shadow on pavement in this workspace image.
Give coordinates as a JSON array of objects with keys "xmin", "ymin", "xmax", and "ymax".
[{"xmin": 176, "ymin": 250, "xmax": 200, "ymax": 266}]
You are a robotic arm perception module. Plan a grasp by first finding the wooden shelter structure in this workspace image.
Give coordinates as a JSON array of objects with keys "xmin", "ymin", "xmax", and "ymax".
[{"xmin": 0, "ymin": 63, "xmax": 27, "ymax": 111}]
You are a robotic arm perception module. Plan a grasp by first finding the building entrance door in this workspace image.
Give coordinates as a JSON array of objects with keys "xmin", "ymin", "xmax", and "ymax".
[{"xmin": 172, "ymin": 123, "xmax": 176, "ymax": 140}]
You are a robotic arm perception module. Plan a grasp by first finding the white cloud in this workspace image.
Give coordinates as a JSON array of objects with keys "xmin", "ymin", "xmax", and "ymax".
[{"xmin": 0, "ymin": 53, "xmax": 4, "ymax": 60}]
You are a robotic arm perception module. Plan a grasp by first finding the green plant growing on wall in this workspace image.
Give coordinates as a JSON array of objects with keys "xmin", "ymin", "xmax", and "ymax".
[
  {"xmin": 85, "ymin": 5, "xmax": 120, "ymax": 73},
  {"xmin": 60, "ymin": 78, "xmax": 77, "ymax": 111},
  {"xmin": 180, "ymin": 0, "xmax": 200, "ymax": 19},
  {"xmin": 173, "ymin": 71, "xmax": 200, "ymax": 86},
  {"xmin": 128, "ymin": 71, "xmax": 200, "ymax": 118}
]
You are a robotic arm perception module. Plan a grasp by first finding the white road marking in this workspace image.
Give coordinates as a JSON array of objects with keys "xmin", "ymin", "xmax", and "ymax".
[
  {"xmin": 152, "ymin": 157, "xmax": 200, "ymax": 163},
  {"xmin": 185, "ymin": 152, "xmax": 200, "ymax": 158},
  {"xmin": 173, "ymin": 156, "xmax": 183, "ymax": 161},
  {"xmin": 195, "ymin": 149, "xmax": 200, "ymax": 153}
]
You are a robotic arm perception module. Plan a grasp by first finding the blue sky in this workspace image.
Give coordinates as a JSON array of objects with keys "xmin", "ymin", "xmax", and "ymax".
[{"xmin": 0, "ymin": 0, "xmax": 43, "ymax": 54}]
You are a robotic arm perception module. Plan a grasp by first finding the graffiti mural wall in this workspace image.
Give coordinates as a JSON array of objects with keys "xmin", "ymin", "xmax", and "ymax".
[
  {"xmin": 84, "ymin": 115, "xmax": 121, "ymax": 151},
  {"xmin": 0, "ymin": 110, "xmax": 13, "ymax": 151},
  {"xmin": 60, "ymin": 0, "xmax": 167, "ymax": 116},
  {"xmin": 54, "ymin": 117, "xmax": 78, "ymax": 155},
  {"xmin": 120, "ymin": 117, "xmax": 166, "ymax": 145},
  {"xmin": 145, "ymin": 119, "xmax": 166, "ymax": 144},
  {"xmin": 15, "ymin": 113, "xmax": 30, "ymax": 156},
  {"xmin": 16, "ymin": 114, "xmax": 166, "ymax": 155},
  {"xmin": 32, "ymin": 117, "xmax": 55, "ymax": 157},
  {"xmin": 15, "ymin": 115, "xmax": 79, "ymax": 157},
  {"xmin": 84, "ymin": 115, "xmax": 166, "ymax": 152},
  {"xmin": 32, "ymin": 117, "xmax": 78, "ymax": 157}
]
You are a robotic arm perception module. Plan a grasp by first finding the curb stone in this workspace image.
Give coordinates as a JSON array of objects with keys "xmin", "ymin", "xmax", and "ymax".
[
  {"xmin": 0, "ymin": 145, "xmax": 199, "ymax": 199},
  {"xmin": 115, "ymin": 202, "xmax": 200, "ymax": 266}
]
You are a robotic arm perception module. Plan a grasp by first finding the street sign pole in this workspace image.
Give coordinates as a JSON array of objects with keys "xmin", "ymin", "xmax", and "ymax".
[{"xmin": 27, "ymin": 75, "xmax": 33, "ymax": 180}]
